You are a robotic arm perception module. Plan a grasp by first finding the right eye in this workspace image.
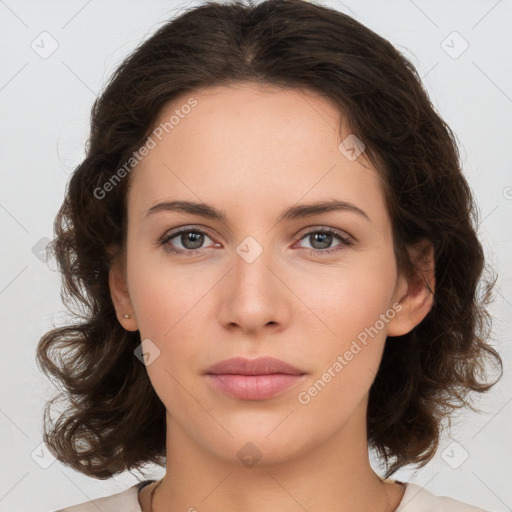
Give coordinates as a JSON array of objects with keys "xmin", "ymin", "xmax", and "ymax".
[{"xmin": 159, "ymin": 227, "xmax": 219, "ymax": 255}]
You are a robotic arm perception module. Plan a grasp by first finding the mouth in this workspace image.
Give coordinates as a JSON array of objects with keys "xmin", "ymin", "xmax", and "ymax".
[
  {"xmin": 205, "ymin": 373, "xmax": 306, "ymax": 400},
  {"xmin": 204, "ymin": 356, "xmax": 306, "ymax": 400}
]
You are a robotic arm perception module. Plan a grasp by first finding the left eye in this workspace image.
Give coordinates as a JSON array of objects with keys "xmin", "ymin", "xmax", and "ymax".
[
  {"xmin": 159, "ymin": 227, "xmax": 353, "ymax": 256},
  {"xmin": 294, "ymin": 228, "xmax": 353, "ymax": 254}
]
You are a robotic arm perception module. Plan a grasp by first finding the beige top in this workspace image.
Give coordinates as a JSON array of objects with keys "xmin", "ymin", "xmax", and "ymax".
[{"xmin": 55, "ymin": 480, "xmax": 491, "ymax": 511}]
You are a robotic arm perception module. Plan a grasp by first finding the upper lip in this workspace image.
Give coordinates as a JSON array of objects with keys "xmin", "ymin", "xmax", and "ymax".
[{"xmin": 205, "ymin": 356, "xmax": 305, "ymax": 376}]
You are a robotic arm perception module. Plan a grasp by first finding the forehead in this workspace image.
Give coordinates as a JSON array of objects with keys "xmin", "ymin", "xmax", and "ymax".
[
  {"xmin": 153, "ymin": 82, "xmax": 344, "ymax": 158},
  {"xmin": 128, "ymin": 83, "xmax": 387, "ymax": 224}
]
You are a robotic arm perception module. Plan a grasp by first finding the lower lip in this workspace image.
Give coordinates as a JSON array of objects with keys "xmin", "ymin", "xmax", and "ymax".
[{"xmin": 206, "ymin": 374, "xmax": 305, "ymax": 400}]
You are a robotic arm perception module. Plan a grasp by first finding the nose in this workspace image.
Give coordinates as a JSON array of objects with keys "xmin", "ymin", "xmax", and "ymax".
[{"xmin": 217, "ymin": 237, "xmax": 290, "ymax": 335}]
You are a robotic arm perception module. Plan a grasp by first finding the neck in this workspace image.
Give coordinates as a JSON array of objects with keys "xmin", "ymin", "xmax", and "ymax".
[{"xmin": 147, "ymin": 398, "xmax": 403, "ymax": 512}]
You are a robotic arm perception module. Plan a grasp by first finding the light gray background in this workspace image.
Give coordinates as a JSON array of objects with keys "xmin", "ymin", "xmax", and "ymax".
[{"xmin": 0, "ymin": 0, "xmax": 511, "ymax": 511}]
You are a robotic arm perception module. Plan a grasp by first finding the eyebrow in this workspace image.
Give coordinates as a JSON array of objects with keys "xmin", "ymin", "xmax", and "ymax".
[{"xmin": 144, "ymin": 199, "xmax": 371, "ymax": 224}]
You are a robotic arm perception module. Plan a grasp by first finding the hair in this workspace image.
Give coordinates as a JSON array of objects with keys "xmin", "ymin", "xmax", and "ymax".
[{"xmin": 36, "ymin": 0, "xmax": 503, "ymax": 480}]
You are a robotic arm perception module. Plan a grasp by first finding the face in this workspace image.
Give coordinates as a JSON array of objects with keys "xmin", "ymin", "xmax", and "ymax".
[{"xmin": 111, "ymin": 82, "xmax": 429, "ymax": 466}]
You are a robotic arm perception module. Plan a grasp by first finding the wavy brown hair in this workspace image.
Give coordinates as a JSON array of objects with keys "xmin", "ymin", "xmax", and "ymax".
[{"xmin": 36, "ymin": 0, "xmax": 503, "ymax": 480}]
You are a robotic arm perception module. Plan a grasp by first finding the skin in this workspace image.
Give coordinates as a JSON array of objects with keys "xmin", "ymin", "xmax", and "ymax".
[{"xmin": 109, "ymin": 82, "xmax": 435, "ymax": 512}]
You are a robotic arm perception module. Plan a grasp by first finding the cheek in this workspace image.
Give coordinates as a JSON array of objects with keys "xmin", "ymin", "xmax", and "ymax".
[
  {"xmin": 126, "ymin": 260, "xmax": 208, "ymax": 409},
  {"xmin": 291, "ymin": 249, "xmax": 397, "ymax": 404},
  {"xmin": 126, "ymin": 249, "xmax": 218, "ymax": 385},
  {"xmin": 293, "ymin": 250, "xmax": 397, "ymax": 346},
  {"xmin": 293, "ymin": 272, "xmax": 395, "ymax": 426},
  {"xmin": 127, "ymin": 245, "xmax": 213, "ymax": 339}
]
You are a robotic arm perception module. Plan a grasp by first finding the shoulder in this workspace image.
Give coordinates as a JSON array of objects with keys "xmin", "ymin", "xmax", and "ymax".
[
  {"xmin": 54, "ymin": 480, "xmax": 154, "ymax": 512},
  {"xmin": 397, "ymin": 482, "xmax": 492, "ymax": 512}
]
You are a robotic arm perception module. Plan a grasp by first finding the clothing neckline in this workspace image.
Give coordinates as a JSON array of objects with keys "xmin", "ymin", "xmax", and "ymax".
[
  {"xmin": 136, "ymin": 478, "xmax": 409, "ymax": 511},
  {"xmin": 137, "ymin": 479, "xmax": 156, "ymax": 491}
]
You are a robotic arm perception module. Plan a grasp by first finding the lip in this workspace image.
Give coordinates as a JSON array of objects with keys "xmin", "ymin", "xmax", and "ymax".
[
  {"xmin": 204, "ymin": 356, "xmax": 306, "ymax": 400},
  {"xmin": 204, "ymin": 356, "xmax": 304, "ymax": 376}
]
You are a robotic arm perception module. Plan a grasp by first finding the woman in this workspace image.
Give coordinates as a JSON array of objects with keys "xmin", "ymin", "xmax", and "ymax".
[{"xmin": 37, "ymin": 0, "xmax": 503, "ymax": 510}]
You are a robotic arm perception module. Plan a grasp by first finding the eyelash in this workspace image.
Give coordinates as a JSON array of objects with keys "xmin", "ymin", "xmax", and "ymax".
[{"xmin": 158, "ymin": 226, "xmax": 354, "ymax": 257}]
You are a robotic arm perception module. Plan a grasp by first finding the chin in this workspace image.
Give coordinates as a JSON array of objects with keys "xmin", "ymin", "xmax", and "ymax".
[{"xmin": 202, "ymin": 428, "xmax": 309, "ymax": 468}]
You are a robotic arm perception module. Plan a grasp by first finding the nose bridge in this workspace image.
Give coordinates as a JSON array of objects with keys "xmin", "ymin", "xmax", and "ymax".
[
  {"xmin": 232, "ymin": 233, "xmax": 275, "ymax": 296},
  {"xmin": 220, "ymin": 233, "xmax": 285, "ymax": 330}
]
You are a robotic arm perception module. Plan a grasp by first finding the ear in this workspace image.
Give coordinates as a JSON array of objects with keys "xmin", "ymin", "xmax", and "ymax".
[
  {"xmin": 386, "ymin": 239, "xmax": 435, "ymax": 337},
  {"xmin": 108, "ymin": 253, "xmax": 139, "ymax": 332}
]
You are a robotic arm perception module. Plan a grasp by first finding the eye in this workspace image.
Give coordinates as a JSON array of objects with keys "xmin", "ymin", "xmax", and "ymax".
[
  {"xmin": 294, "ymin": 228, "xmax": 354, "ymax": 255},
  {"xmin": 158, "ymin": 226, "xmax": 354, "ymax": 257},
  {"xmin": 159, "ymin": 227, "xmax": 218, "ymax": 256}
]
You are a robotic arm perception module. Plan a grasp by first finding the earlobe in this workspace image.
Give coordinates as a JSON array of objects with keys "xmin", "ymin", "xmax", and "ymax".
[
  {"xmin": 386, "ymin": 240, "xmax": 435, "ymax": 337},
  {"xmin": 108, "ymin": 258, "xmax": 139, "ymax": 332}
]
